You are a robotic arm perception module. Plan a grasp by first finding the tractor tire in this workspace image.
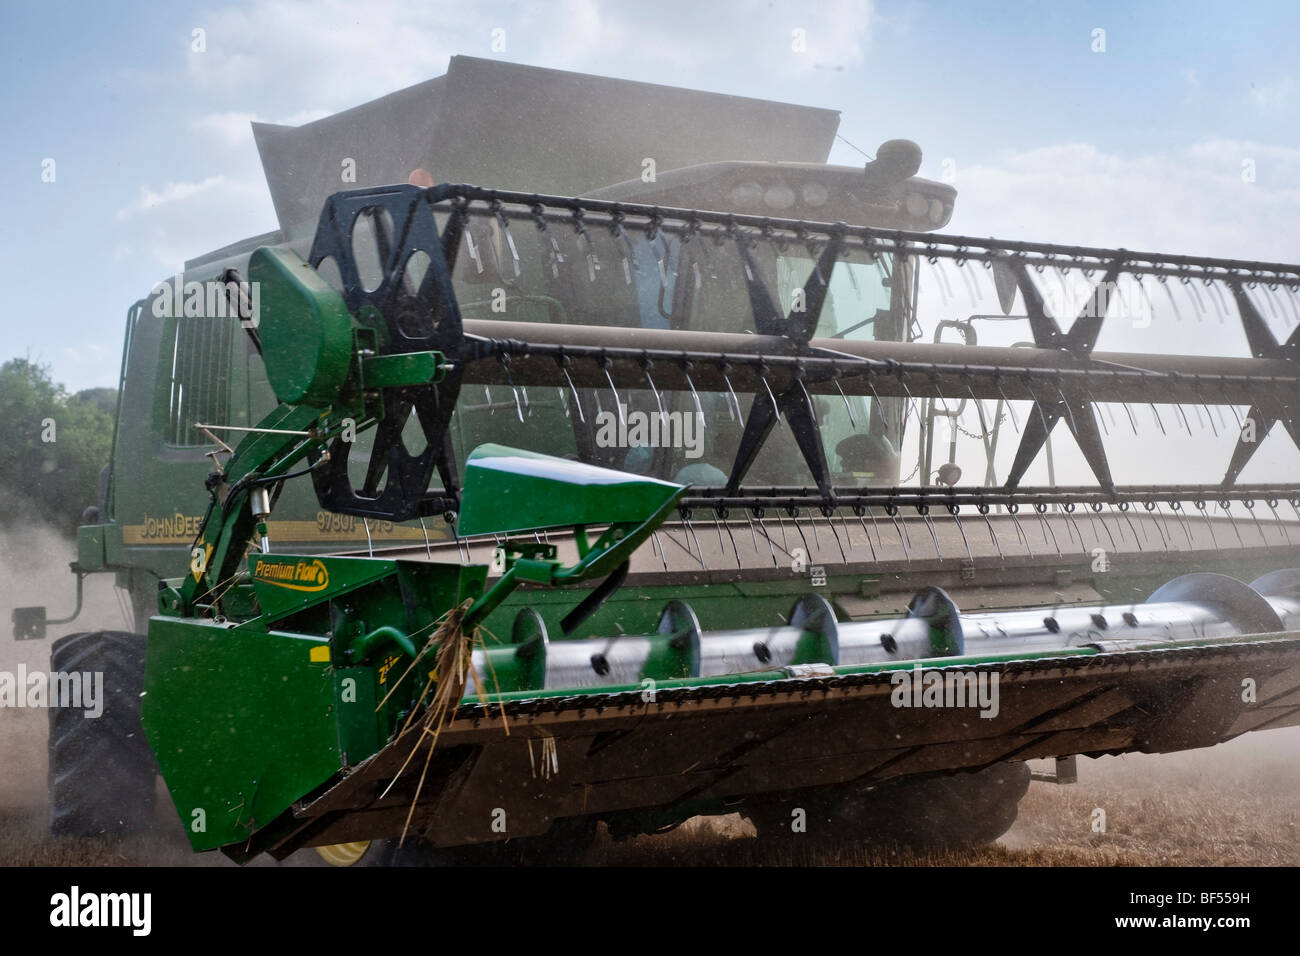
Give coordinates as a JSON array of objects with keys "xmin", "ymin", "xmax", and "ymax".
[
  {"xmin": 747, "ymin": 762, "xmax": 1031, "ymax": 853},
  {"xmin": 48, "ymin": 631, "xmax": 159, "ymax": 836}
]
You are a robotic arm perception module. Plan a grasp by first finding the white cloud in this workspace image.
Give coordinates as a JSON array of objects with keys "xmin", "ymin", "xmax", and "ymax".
[
  {"xmin": 181, "ymin": 0, "xmax": 874, "ymax": 107},
  {"xmin": 948, "ymin": 139, "xmax": 1300, "ymax": 263},
  {"xmin": 189, "ymin": 108, "xmax": 333, "ymax": 150},
  {"xmin": 189, "ymin": 111, "xmax": 259, "ymax": 149},
  {"xmin": 1249, "ymin": 74, "xmax": 1297, "ymax": 112},
  {"xmin": 115, "ymin": 175, "xmax": 228, "ymax": 222},
  {"xmin": 113, "ymin": 170, "xmax": 275, "ymax": 272}
]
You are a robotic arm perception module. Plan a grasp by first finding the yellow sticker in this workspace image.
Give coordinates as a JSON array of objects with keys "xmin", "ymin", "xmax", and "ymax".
[{"xmin": 309, "ymin": 645, "xmax": 331, "ymax": 663}]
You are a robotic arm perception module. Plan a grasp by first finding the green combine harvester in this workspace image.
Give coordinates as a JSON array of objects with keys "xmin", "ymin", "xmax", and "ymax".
[{"xmin": 18, "ymin": 57, "xmax": 1300, "ymax": 865}]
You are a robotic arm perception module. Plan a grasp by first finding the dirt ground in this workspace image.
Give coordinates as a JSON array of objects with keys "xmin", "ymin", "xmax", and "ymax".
[{"xmin": 2, "ymin": 523, "xmax": 1297, "ymax": 867}]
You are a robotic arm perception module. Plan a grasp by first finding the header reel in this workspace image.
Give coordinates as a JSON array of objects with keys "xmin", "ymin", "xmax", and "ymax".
[{"xmin": 256, "ymin": 181, "xmax": 1300, "ymax": 572}]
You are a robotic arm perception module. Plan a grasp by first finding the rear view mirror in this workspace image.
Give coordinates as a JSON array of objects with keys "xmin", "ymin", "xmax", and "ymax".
[{"xmin": 12, "ymin": 605, "xmax": 46, "ymax": 641}]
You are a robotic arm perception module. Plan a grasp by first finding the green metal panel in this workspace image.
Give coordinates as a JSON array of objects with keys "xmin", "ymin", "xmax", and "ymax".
[
  {"xmin": 458, "ymin": 443, "xmax": 684, "ymax": 536},
  {"xmin": 141, "ymin": 617, "xmax": 340, "ymax": 852},
  {"xmin": 249, "ymin": 246, "xmax": 355, "ymax": 407}
]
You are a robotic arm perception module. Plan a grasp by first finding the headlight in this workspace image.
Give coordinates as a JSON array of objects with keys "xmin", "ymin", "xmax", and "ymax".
[
  {"xmin": 801, "ymin": 181, "xmax": 829, "ymax": 207},
  {"xmin": 729, "ymin": 181, "xmax": 762, "ymax": 208},
  {"xmin": 764, "ymin": 183, "xmax": 796, "ymax": 210}
]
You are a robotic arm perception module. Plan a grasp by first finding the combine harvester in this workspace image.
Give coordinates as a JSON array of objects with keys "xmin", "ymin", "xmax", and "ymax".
[{"xmin": 18, "ymin": 58, "xmax": 1300, "ymax": 864}]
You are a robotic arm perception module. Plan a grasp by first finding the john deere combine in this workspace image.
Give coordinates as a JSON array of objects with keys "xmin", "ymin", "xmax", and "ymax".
[{"xmin": 21, "ymin": 58, "xmax": 1300, "ymax": 864}]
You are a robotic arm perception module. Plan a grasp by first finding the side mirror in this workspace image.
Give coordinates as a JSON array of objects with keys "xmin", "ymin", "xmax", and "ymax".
[{"xmin": 12, "ymin": 605, "xmax": 46, "ymax": 641}]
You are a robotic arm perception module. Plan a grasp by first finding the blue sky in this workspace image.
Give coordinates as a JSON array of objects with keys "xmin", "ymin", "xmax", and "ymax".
[{"xmin": 3, "ymin": 0, "xmax": 1298, "ymax": 394}]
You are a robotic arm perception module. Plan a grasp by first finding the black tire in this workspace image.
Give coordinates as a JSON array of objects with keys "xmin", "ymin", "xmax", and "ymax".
[
  {"xmin": 747, "ymin": 762, "xmax": 1031, "ymax": 852},
  {"xmin": 48, "ymin": 631, "xmax": 158, "ymax": 836}
]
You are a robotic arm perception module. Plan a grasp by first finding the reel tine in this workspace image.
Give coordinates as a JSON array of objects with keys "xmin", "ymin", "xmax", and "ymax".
[
  {"xmin": 853, "ymin": 506, "xmax": 879, "ymax": 562},
  {"xmin": 1060, "ymin": 504, "xmax": 1084, "ymax": 551},
  {"xmin": 1183, "ymin": 276, "xmax": 1208, "ymax": 320},
  {"xmin": 1092, "ymin": 502, "xmax": 1119, "ymax": 553},
  {"xmin": 650, "ymin": 530, "xmax": 669, "ymax": 572},
  {"xmin": 759, "ymin": 364, "xmax": 782, "ymax": 424},
  {"xmin": 885, "ymin": 506, "xmax": 911, "ymax": 563},
  {"xmin": 559, "ymin": 358, "xmax": 585, "ymax": 424},
  {"xmin": 956, "ymin": 256, "xmax": 980, "ymax": 309},
  {"xmin": 1158, "ymin": 276, "xmax": 1182, "ymax": 322},
  {"xmin": 948, "ymin": 505, "xmax": 974, "ymax": 564},
  {"xmin": 836, "ymin": 508, "xmax": 856, "ymax": 556},
  {"xmin": 977, "ymin": 506, "xmax": 1004, "ymax": 560},
  {"xmin": 898, "ymin": 376, "xmax": 919, "ymax": 429},
  {"xmin": 683, "ymin": 514, "xmax": 708, "ymax": 569},
  {"xmin": 1006, "ymin": 505, "xmax": 1034, "ymax": 558},
  {"xmin": 789, "ymin": 508, "xmax": 813, "ymax": 563},
  {"xmin": 865, "ymin": 505, "xmax": 885, "ymax": 556},
  {"xmin": 600, "ymin": 358, "xmax": 625, "ymax": 427},
  {"xmin": 776, "ymin": 510, "xmax": 791, "ymax": 554},
  {"xmin": 1133, "ymin": 273, "xmax": 1156, "ymax": 327},
  {"xmin": 756, "ymin": 510, "xmax": 779, "ymax": 567},
  {"xmin": 1220, "ymin": 501, "xmax": 1245, "ymax": 550},
  {"xmin": 931, "ymin": 257, "xmax": 954, "ymax": 306},
  {"xmin": 994, "ymin": 378, "xmax": 1021, "ymax": 434},
  {"xmin": 1283, "ymin": 283, "xmax": 1300, "ymax": 325},
  {"xmin": 484, "ymin": 384, "xmax": 494, "ymax": 414},
  {"xmin": 1118, "ymin": 397, "xmax": 1139, "ymax": 435},
  {"xmin": 825, "ymin": 509, "xmax": 848, "ymax": 564},
  {"xmin": 834, "ymin": 375, "xmax": 858, "ymax": 428},
  {"xmin": 1207, "ymin": 279, "xmax": 1229, "ymax": 322},
  {"xmin": 464, "ymin": 226, "xmax": 485, "ymax": 274},
  {"xmin": 1148, "ymin": 402, "xmax": 1167, "ymax": 436},
  {"xmin": 1087, "ymin": 390, "xmax": 1110, "ymax": 438},
  {"xmin": 531, "ymin": 204, "xmax": 565, "ymax": 279},
  {"xmin": 1035, "ymin": 504, "xmax": 1062, "ymax": 555},
  {"xmin": 572, "ymin": 212, "xmax": 600, "ymax": 282},
  {"xmin": 1196, "ymin": 500, "xmax": 1219, "ymax": 550},
  {"xmin": 641, "ymin": 358, "xmax": 667, "ymax": 423},
  {"xmin": 1244, "ymin": 500, "xmax": 1268, "ymax": 545},
  {"xmin": 1223, "ymin": 394, "xmax": 1244, "ymax": 430},
  {"xmin": 1054, "ymin": 380, "xmax": 1079, "ymax": 435},
  {"xmin": 808, "ymin": 507, "xmax": 822, "ymax": 551},
  {"xmin": 719, "ymin": 511, "xmax": 742, "ymax": 569},
  {"xmin": 744, "ymin": 510, "xmax": 759, "ymax": 552},
  {"xmin": 1196, "ymin": 395, "xmax": 1217, "ymax": 437},
  {"xmin": 498, "ymin": 356, "xmax": 525, "ymax": 423},
  {"xmin": 1266, "ymin": 498, "xmax": 1292, "ymax": 545},
  {"xmin": 680, "ymin": 361, "xmax": 706, "ymax": 429},
  {"xmin": 1170, "ymin": 502, "xmax": 1194, "ymax": 550},
  {"xmin": 612, "ymin": 219, "xmax": 637, "ymax": 285},
  {"xmin": 489, "ymin": 200, "xmax": 522, "ymax": 279},
  {"xmin": 1174, "ymin": 401, "xmax": 1194, "ymax": 437},
  {"xmin": 721, "ymin": 362, "xmax": 745, "ymax": 426},
  {"xmin": 1145, "ymin": 502, "xmax": 1172, "ymax": 550},
  {"xmin": 920, "ymin": 508, "xmax": 943, "ymax": 560},
  {"xmin": 865, "ymin": 373, "xmax": 890, "ymax": 432}
]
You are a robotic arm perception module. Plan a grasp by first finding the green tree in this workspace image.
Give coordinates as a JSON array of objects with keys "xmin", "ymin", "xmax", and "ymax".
[{"xmin": 0, "ymin": 359, "xmax": 116, "ymax": 535}]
